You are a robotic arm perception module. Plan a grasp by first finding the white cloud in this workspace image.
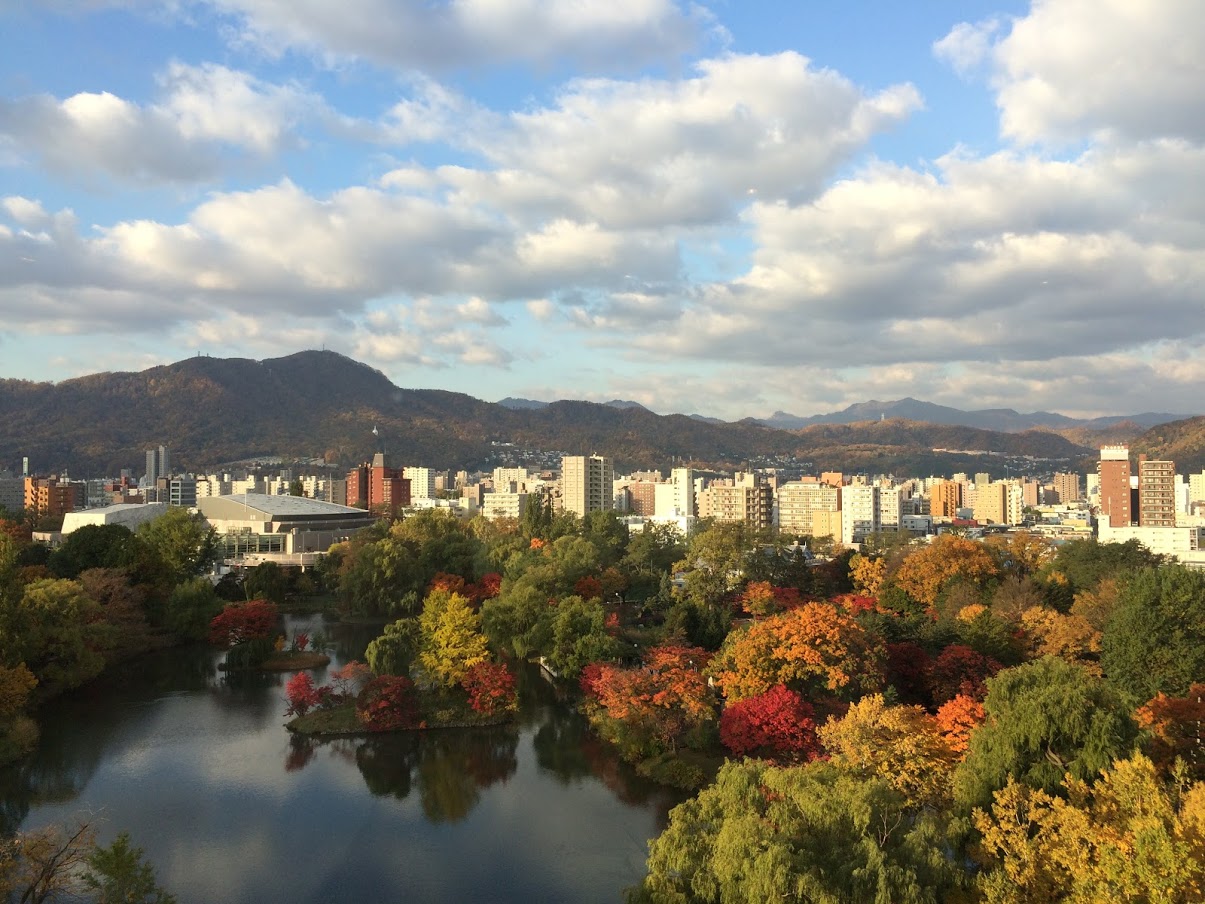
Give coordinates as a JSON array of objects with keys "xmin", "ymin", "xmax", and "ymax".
[
  {"xmin": 201, "ymin": 0, "xmax": 718, "ymax": 72},
  {"xmin": 0, "ymin": 63, "xmax": 317, "ymax": 184},
  {"xmin": 932, "ymin": 19, "xmax": 1000, "ymax": 76},
  {"xmin": 946, "ymin": 0, "xmax": 1205, "ymax": 145}
]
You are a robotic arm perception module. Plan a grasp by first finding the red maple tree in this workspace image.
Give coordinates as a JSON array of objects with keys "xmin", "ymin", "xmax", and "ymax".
[
  {"xmin": 460, "ymin": 661, "xmax": 518, "ymax": 715},
  {"xmin": 208, "ymin": 599, "xmax": 279, "ymax": 647},
  {"xmin": 719, "ymin": 684, "xmax": 820, "ymax": 762}
]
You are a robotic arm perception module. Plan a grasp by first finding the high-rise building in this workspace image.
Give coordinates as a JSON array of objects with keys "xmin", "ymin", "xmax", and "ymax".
[
  {"xmin": 698, "ymin": 475, "xmax": 773, "ymax": 529},
  {"xmin": 145, "ymin": 445, "xmax": 170, "ymax": 487},
  {"xmin": 930, "ymin": 480, "xmax": 962, "ymax": 518},
  {"xmin": 168, "ymin": 478, "xmax": 198, "ymax": 508},
  {"xmin": 1138, "ymin": 456, "xmax": 1176, "ymax": 528},
  {"xmin": 777, "ymin": 482, "xmax": 840, "ymax": 535},
  {"xmin": 24, "ymin": 476, "xmax": 84, "ymax": 519},
  {"xmin": 670, "ymin": 467, "xmax": 696, "ymax": 518},
  {"xmin": 840, "ymin": 485, "xmax": 880, "ymax": 545},
  {"xmin": 1098, "ymin": 446, "xmax": 1133, "ymax": 527},
  {"xmin": 1052, "ymin": 472, "xmax": 1082, "ymax": 503},
  {"xmin": 403, "ymin": 466, "xmax": 436, "ymax": 500},
  {"xmin": 561, "ymin": 455, "xmax": 614, "ymax": 516},
  {"xmin": 346, "ymin": 453, "xmax": 411, "ymax": 514}
]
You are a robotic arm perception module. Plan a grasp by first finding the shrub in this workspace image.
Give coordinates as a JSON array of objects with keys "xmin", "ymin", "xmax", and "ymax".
[
  {"xmin": 356, "ymin": 675, "xmax": 419, "ymax": 731},
  {"xmin": 460, "ymin": 661, "xmax": 517, "ymax": 716}
]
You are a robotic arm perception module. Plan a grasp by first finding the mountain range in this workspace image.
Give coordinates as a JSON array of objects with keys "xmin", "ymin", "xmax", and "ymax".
[{"xmin": 1, "ymin": 350, "xmax": 1201, "ymax": 477}]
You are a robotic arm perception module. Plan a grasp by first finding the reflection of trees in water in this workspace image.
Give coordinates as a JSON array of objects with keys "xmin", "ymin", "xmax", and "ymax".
[
  {"xmin": 285, "ymin": 735, "xmax": 316, "ymax": 773},
  {"xmin": 416, "ymin": 728, "xmax": 518, "ymax": 823},
  {"xmin": 354, "ymin": 734, "xmax": 419, "ymax": 800},
  {"xmin": 532, "ymin": 705, "xmax": 593, "ymax": 783},
  {"xmin": 0, "ymin": 730, "xmax": 104, "ymax": 835},
  {"xmin": 346, "ymin": 726, "xmax": 519, "ymax": 823}
]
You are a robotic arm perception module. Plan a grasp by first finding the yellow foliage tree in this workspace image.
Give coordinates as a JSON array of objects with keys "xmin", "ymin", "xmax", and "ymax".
[
  {"xmin": 1070, "ymin": 576, "xmax": 1121, "ymax": 632},
  {"xmin": 708, "ymin": 602, "xmax": 882, "ymax": 703},
  {"xmin": 848, "ymin": 553, "xmax": 885, "ymax": 597},
  {"xmin": 818, "ymin": 693, "xmax": 957, "ymax": 809},
  {"xmin": 986, "ymin": 531, "xmax": 1053, "ymax": 577},
  {"xmin": 418, "ymin": 589, "xmax": 488, "ymax": 688},
  {"xmin": 974, "ymin": 754, "xmax": 1205, "ymax": 903},
  {"xmin": 1020, "ymin": 606, "xmax": 1102, "ymax": 675},
  {"xmin": 894, "ymin": 535, "xmax": 1000, "ymax": 609}
]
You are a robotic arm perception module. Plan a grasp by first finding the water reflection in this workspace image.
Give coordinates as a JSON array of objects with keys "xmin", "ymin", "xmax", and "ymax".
[{"xmin": 4, "ymin": 619, "xmax": 684, "ymax": 903}]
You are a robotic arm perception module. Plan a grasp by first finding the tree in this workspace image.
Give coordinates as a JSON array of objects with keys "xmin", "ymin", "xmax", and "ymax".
[
  {"xmin": 935, "ymin": 694, "xmax": 986, "ymax": 758},
  {"xmin": 242, "ymin": 562, "xmax": 288, "ymax": 605},
  {"xmin": 418, "ymin": 589, "xmax": 488, "ymax": 688},
  {"xmin": 135, "ymin": 508, "xmax": 218, "ymax": 586},
  {"xmin": 356, "ymin": 675, "xmax": 419, "ymax": 731},
  {"xmin": 164, "ymin": 577, "xmax": 222, "ymax": 642},
  {"xmin": 587, "ymin": 645, "xmax": 714, "ymax": 756},
  {"xmin": 818, "ymin": 693, "xmax": 957, "ymax": 810},
  {"xmin": 285, "ymin": 672, "xmax": 322, "ymax": 717},
  {"xmin": 545, "ymin": 595, "xmax": 622, "ymax": 680},
  {"xmin": 709, "ymin": 602, "xmax": 882, "ymax": 703},
  {"xmin": 848, "ymin": 552, "xmax": 886, "ymax": 597},
  {"xmin": 1019, "ymin": 605, "xmax": 1101, "ymax": 675},
  {"xmin": 0, "ymin": 821, "xmax": 96, "ymax": 904},
  {"xmin": 928, "ymin": 644, "xmax": 1003, "ymax": 704},
  {"xmin": 47, "ymin": 524, "xmax": 135, "ymax": 579},
  {"xmin": 719, "ymin": 685, "xmax": 819, "ymax": 763},
  {"xmin": 78, "ymin": 568, "xmax": 156, "ymax": 662},
  {"xmin": 1135, "ymin": 683, "xmax": 1205, "ymax": 781},
  {"xmin": 365, "ymin": 618, "xmax": 420, "ymax": 676},
  {"xmin": 954, "ymin": 657, "xmax": 1140, "ymax": 811},
  {"xmin": 1043, "ymin": 538, "xmax": 1164, "ymax": 596},
  {"xmin": 208, "ymin": 599, "xmax": 278, "ymax": 647},
  {"xmin": 82, "ymin": 832, "xmax": 176, "ymax": 904},
  {"xmin": 985, "ymin": 531, "xmax": 1053, "ymax": 579},
  {"xmin": 974, "ymin": 754, "xmax": 1205, "ymax": 904},
  {"xmin": 894, "ymin": 534, "xmax": 1000, "ymax": 609},
  {"xmin": 0, "ymin": 578, "xmax": 108, "ymax": 695},
  {"xmin": 460, "ymin": 661, "xmax": 517, "ymax": 716},
  {"xmin": 635, "ymin": 760, "xmax": 968, "ymax": 904},
  {"xmin": 1101, "ymin": 565, "xmax": 1205, "ymax": 701}
]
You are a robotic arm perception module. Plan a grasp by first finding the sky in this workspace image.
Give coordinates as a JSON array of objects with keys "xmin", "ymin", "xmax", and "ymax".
[{"xmin": 1, "ymin": 0, "xmax": 1203, "ymax": 421}]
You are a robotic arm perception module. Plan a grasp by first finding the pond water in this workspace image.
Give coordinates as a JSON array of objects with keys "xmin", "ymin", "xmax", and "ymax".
[{"xmin": 1, "ymin": 615, "xmax": 684, "ymax": 903}]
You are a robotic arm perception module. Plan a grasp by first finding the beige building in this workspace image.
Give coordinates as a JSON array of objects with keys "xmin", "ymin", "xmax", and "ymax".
[
  {"xmin": 698, "ymin": 474, "xmax": 772, "ymax": 529},
  {"xmin": 1052, "ymin": 472, "xmax": 1082, "ymax": 503},
  {"xmin": 776, "ymin": 482, "xmax": 839, "ymax": 535},
  {"xmin": 1138, "ymin": 457, "xmax": 1176, "ymax": 528},
  {"xmin": 561, "ymin": 455, "xmax": 614, "ymax": 516}
]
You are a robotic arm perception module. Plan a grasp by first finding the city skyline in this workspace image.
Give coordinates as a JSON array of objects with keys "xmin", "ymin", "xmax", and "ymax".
[{"xmin": 2, "ymin": 1, "xmax": 1204, "ymax": 420}]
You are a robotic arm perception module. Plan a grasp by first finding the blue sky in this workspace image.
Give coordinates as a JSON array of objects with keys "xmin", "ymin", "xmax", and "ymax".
[{"xmin": 1, "ymin": 0, "xmax": 1203, "ymax": 420}]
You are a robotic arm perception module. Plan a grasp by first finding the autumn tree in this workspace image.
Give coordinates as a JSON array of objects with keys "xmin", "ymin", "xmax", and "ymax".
[
  {"xmin": 544, "ymin": 595, "xmax": 622, "ymax": 680},
  {"xmin": 460, "ymin": 661, "xmax": 517, "ymax": 716},
  {"xmin": 985, "ymin": 531, "xmax": 1053, "ymax": 579},
  {"xmin": 1101, "ymin": 564, "xmax": 1205, "ymax": 701},
  {"xmin": 928, "ymin": 644, "xmax": 1003, "ymax": 704},
  {"xmin": 935, "ymin": 694, "xmax": 986, "ymax": 758},
  {"xmin": 0, "ymin": 578, "xmax": 108, "ymax": 696},
  {"xmin": 954, "ymin": 657, "xmax": 1139, "ymax": 812},
  {"xmin": 418, "ymin": 589, "xmax": 488, "ymax": 688},
  {"xmin": 586, "ymin": 645, "xmax": 714, "ymax": 757},
  {"xmin": 709, "ymin": 602, "xmax": 882, "ymax": 703},
  {"xmin": 208, "ymin": 599, "xmax": 278, "ymax": 647},
  {"xmin": 974, "ymin": 754, "xmax": 1205, "ymax": 903},
  {"xmin": 719, "ymin": 685, "xmax": 820, "ymax": 763},
  {"xmin": 1135, "ymin": 683, "xmax": 1205, "ymax": 781},
  {"xmin": 1019, "ymin": 605, "xmax": 1101, "ymax": 675},
  {"xmin": 848, "ymin": 552, "xmax": 886, "ymax": 597},
  {"xmin": 164, "ymin": 577, "xmax": 223, "ymax": 642},
  {"xmin": 818, "ymin": 694, "xmax": 957, "ymax": 810},
  {"xmin": 635, "ymin": 760, "xmax": 969, "ymax": 904},
  {"xmin": 285, "ymin": 672, "xmax": 321, "ymax": 717},
  {"xmin": 894, "ymin": 534, "xmax": 1000, "ymax": 610},
  {"xmin": 356, "ymin": 675, "xmax": 419, "ymax": 731}
]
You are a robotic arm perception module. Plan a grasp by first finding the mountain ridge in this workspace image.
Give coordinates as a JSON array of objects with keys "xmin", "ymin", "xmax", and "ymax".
[{"xmin": 2, "ymin": 350, "xmax": 1194, "ymax": 477}]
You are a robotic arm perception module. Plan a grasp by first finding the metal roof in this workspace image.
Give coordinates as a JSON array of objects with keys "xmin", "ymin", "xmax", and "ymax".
[{"xmin": 198, "ymin": 493, "xmax": 367, "ymax": 518}]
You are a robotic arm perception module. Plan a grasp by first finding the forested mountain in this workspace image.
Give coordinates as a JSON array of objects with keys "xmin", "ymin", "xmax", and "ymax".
[
  {"xmin": 1131, "ymin": 415, "xmax": 1205, "ymax": 472},
  {"xmin": 0, "ymin": 351, "xmax": 1093, "ymax": 475}
]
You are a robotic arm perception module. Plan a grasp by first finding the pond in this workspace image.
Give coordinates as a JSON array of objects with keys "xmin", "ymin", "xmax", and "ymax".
[{"xmin": 1, "ymin": 615, "xmax": 685, "ymax": 903}]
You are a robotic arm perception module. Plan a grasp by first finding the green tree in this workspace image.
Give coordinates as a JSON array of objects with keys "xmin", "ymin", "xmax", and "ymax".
[
  {"xmin": 545, "ymin": 595, "xmax": 622, "ymax": 679},
  {"xmin": 1042, "ymin": 538, "xmax": 1164, "ymax": 595},
  {"xmin": 82, "ymin": 832, "xmax": 176, "ymax": 904},
  {"xmin": 164, "ymin": 577, "xmax": 223, "ymax": 642},
  {"xmin": 242, "ymin": 561, "xmax": 288, "ymax": 604},
  {"xmin": 954, "ymin": 657, "xmax": 1139, "ymax": 812},
  {"xmin": 47, "ymin": 524, "xmax": 136, "ymax": 579},
  {"xmin": 0, "ymin": 578, "xmax": 108, "ymax": 696},
  {"xmin": 365, "ymin": 618, "xmax": 420, "ymax": 676},
  {"xmin": 1100, "ymin": 565, "xmax": 1205, "ymax": 701},
  {"xmin": 135, "ymin": 508, "xmax": 218, "ymax": 587},
  {"xmin": 635, "ymin": 760, "xmax": 968, "ymax": 903}
]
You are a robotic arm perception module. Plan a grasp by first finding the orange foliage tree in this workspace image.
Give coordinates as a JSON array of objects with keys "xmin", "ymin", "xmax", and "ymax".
[
  {"xmin": 935, "ymin": 693, "xmax": 986, "ymax": 758},
  {"xmin": 1136, "ymin": 683, "xmax": 1205, "ymax": 781},
  {"xmin": 588, "ymin": 645, "xmax": 714, "ymax": 754},
  {"xmin": 708, "ymin": 602, "xmax": 882, "ymax": 703},
  {"xmin": 893, "ymin": 535, "xmax": 1000, "ymax": 609}
]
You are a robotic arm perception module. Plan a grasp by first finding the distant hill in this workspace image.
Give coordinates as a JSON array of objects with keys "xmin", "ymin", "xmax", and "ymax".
[
  {"xmin": 761, "ymin": 397, "xmax": 1185, "ymax": 433},
  {"xmin": 0, "ymin": 351, "xmax": 1095, "ymax": 477},
  {"xmin": 1131, "ymin": 416, "xmax": 1205, "ymax": 473},
  {"xmin": 496, "ymin": 397, "xmax": 548, "ymax": 410}
]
